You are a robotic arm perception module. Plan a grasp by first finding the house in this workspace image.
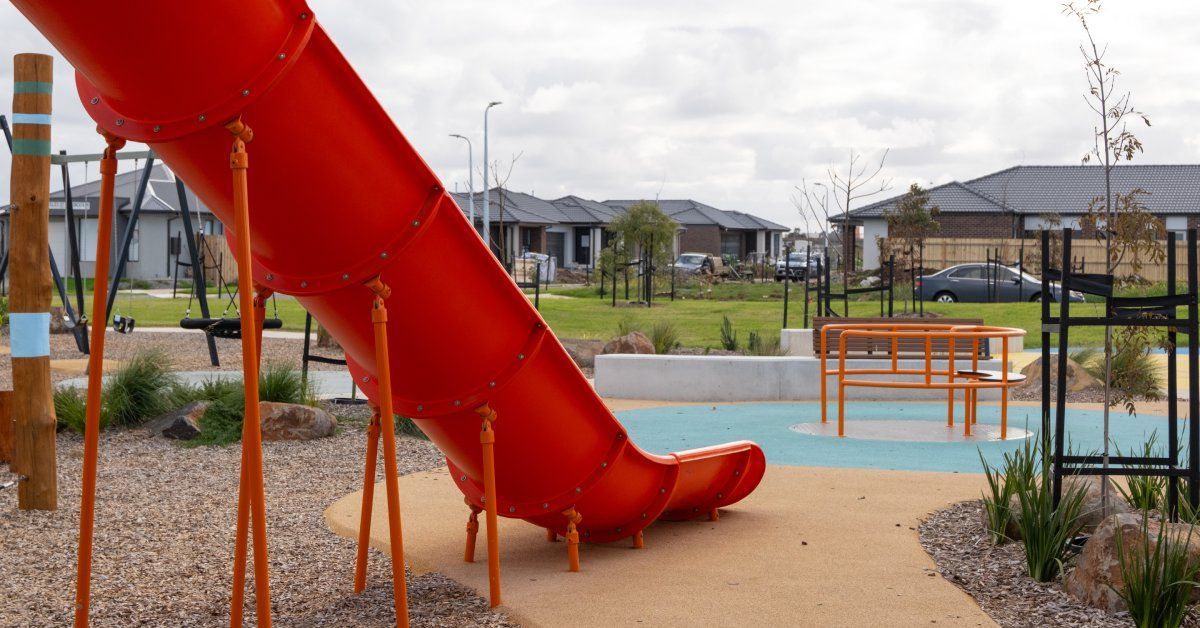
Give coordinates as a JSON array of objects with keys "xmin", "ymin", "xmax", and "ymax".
[
  {"xmin": 0, "ymin": 164, "xmax": 223, "ymax": 282},
  {"xmin": 832, "ymin": 164, "xmax": 1200, "ymax": 269},
  {"xmin": 450, "ymin": 189, "xmax": 788, "ymax": 269}
]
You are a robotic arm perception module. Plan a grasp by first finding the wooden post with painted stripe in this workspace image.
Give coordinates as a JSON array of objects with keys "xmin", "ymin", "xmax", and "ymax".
[{"xmin": 9, "ymin": 53, "xmax": 56, "ymax": 510}]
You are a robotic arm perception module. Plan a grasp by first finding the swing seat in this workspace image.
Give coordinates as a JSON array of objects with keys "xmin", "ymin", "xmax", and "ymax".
[{"xmin": 180, "ymin": 317, "xmax": 284, "ymax": 339}]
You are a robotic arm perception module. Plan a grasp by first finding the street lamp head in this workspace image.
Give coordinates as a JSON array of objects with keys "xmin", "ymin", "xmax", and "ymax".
[
  {"xmin": 487, "ymin": 100, "xmax": 502, "ymax": 108},
  {"xmin": 449, "ymin": 133, "xmax": 466, "ymax": 140}
]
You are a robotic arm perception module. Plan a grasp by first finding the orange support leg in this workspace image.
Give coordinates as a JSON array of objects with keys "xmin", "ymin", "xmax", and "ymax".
[
  {"xmin": 225, "ymin": 119, "xmax": 273, "ymax": 628},
  {"xmin": 546, "ymin": 528, "xmax": 557, "ymax": 542},
  {"xmin": 475, "ymin": 405, "xmax": 502, "ymax": 607},
  {"xmin": 464, "ymin": 504, "xmax": 483, "ymax": 562},
  {"xmin": 74, "ymin": 130, "xmax": 124, "ymax": 628},
  {"xmin": 819, "ymin": 331, "xmax": 828, "ymax": 424},
  {"xmin": 563, "ymin": 507, "xmax": 582, "ymax": 572},
  {"xmin": 231, "ymin": 283, "xmax": 273, "ymax": 623},
  {"xmin": 709, "ymin": 508, "xmax": 720, "ymax": 522},
  {"xmin": 353, "ymin": 408, "xmax": 382, "ymax": 593},
  {"xmin": 366, "ymin": 278, "xmax": 410, "ymax": 628},
  {"xmin": 632, "ymin": 530, "xmax": 644, "ymax": 549}
]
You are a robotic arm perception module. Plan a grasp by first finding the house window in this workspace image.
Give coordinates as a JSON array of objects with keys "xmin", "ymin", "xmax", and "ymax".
[
  {"xmin": 80, "ymin": 218, "xmax": 98, "ymax": 262},
  {"xmin": 772, "ymin": 233, "xmax": 782, "ymax": 257},
  {"xmin": 720, "ymin": 232, "xmax": 741, "ymax": 259}
]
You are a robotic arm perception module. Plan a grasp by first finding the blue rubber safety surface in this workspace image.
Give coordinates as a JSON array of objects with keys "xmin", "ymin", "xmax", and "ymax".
[{"xmin": 615, "ymin": 402, "xmax": 1180, "ymax": 474}]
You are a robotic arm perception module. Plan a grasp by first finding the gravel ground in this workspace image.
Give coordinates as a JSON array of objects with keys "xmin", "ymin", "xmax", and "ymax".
[
  {"xmin": 0, "ymin": 408, "xmax": 515, "ymax": 627},
  {"xmin": 919, "ymin": 500, "xmax": 1199, "ymax": 628},
  {"xmin": 0, "ymin": 330, "xmax": 344, "ymax": 390}
]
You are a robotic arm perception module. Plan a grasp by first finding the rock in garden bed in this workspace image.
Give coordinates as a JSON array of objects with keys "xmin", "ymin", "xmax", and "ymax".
[
  {"xmin": 1065, "ymin": 512, "xmax": 1200, "ymax": 612},
  {"xmin": 145, "ymin": 401, "xmax": 208, "ymax": 440},
  {"xmin": 601, "ymin": 331, "xmax": 654, "ymax": 355},
  {"xmin": 260, "ymin": 401, "xmax": 337, "ymax": 441}
]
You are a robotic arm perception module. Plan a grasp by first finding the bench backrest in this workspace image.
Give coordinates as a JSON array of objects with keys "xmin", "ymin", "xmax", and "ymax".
[{"xmin": 812, "ymin": 317, "xmax": 990, "ymax": 360}]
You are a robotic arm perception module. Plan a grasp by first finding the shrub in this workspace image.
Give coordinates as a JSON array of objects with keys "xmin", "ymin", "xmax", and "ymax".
[
  {"xmin": 978, "ymin": 441, "xmax": 1037, "ymax": 545},
  {"xmin": 719, "ymin": 316, "xmax": 738, "ymax": 351},
  {"xmin": 1010, "ymin": 439, "xmax": 1090, "ymax": 581},
  {"xmin": 395, "ymin": 416, "xmax": 428, "ymax": 440},
  {"xmin": 1076, "ymin": 330, "xmax": 1164, "ymax": 412},
  {"xmin": 187, "ymin": 394, "xmax": 248, "ymax": 448},
  {"xmin": 650, "ymin": 320, "xmax": 681, "ymax": 355},
  {"xmin": 259, "ymin": 362, "xmax": 317, "ymax": 406},
  {"xmin": 745, "ymin": 331, "xmax": 782, "ymax": 356},
  {"xmin": 616, "ymin": 314, "xmax": 641, "ymax": 337},
  {"xmin": 0, "ymin": 296, "xmax": 8, "ymax": 327},
  {"xmin": 103, "ymin": 348, "xmax": 178, "ymax": 428},
  {"xmin": 54, "ymin": 386, "xmax": 93, "ymax": 433},
  {"xmin": 1115, "ymin": 515, "xmax": 1200, "ymax": 628},
  {"xmin": 1116, "ymin": 433, "xmax": 1167, "ymax": 512}
]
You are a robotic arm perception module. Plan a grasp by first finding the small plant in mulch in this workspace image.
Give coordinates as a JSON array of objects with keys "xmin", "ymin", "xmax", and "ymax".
[
  {"xmin": 745, "ymin": 330, "xmax": 782, "ymax": 356},
  {"xmin": 1115, "ymin": 514, "xmax": 1200, "ymax": 628},
  {"xmin": 1115, "ymin": 433, "xmax": 1168, "ymax": 513},
  {"xmin": 989, "ymin": 437, "xmax": 1089, "ymax": 582},
  {"xmin": 979, "ymin": 441, "xmax": 1037, "ymax": 545},
  {"xmin": 719, "ymin": 316, "xmax": 738, "ymax": 351},
  {"xmin": 650, "ymin": 320, "xmax": 681, "ymax": 355},
  {"xmin": 180, "ymin": 363, "xmax": 318, "ymax": 447}
]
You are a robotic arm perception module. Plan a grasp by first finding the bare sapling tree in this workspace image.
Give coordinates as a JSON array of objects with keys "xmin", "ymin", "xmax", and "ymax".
[
  {"xmin": 1063, "ymin": 0, "xmax": 1161, "ymax": 507},
  {"xmin": 482, "ymin": 151, "xmax": 524, "ymax": 266},
  {"xmin": 827, "ymin": 149, "xmax": 892, "ymax": 279}
]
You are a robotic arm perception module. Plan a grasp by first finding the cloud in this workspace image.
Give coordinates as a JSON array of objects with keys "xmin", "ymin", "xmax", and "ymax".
[{"xmin": 2, "ymin": 0, "xmax": 1199, "ymax": 229}]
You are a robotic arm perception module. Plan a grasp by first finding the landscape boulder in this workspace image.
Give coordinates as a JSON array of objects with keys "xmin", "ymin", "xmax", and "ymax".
[
  {"xmin": 561, "ymin": 338, "xmax": 606, "ymax": 369},
  {"xmin": 601, "ymin": 331, "xmax": 655, "ymax": 355},
  {"xmin": 50, "ymin": 306, "xmax": 71, "ymax": 334},
  {"xmin": 259, "ymin": 401, "xmax": 336, "ymax": 441},
  {"xmin": 1017, "ymin": 356, "xmax": 1102, "ymax": 393},
  {"xmin": 1064, "ymin": 512, "xmax": 1200, "ymax": 612},
  {"xmin": 146, "ymin": 401, "xmax": 208, "ymax": 440}
]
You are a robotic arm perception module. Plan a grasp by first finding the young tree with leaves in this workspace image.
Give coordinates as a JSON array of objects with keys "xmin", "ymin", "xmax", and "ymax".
[{"xmin": 883, "ymin": 183, "xmax": 941, "ymax": 267}]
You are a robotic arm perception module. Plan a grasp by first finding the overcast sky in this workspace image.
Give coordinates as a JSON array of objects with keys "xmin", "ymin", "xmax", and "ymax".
[{"xmin": 2, "ymin": 0, "xmax": 1198, "ymax": 228}]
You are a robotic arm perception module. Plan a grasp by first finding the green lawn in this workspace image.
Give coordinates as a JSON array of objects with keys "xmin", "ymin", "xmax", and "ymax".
[{"xmin": 51, "ymin": 286, "xmax": 1163, "ymax": 350}]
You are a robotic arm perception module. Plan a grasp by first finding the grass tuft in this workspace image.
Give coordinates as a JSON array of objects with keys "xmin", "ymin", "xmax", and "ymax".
[
  {"xmin": 650, "ymin": 320, "xmax": 682, "ymax": 355},
  {"xmin": 1115, "ymin": 515, "xmax": 1200, "ymax": 628},
  {"xmin": 719, "ymin": 316, "xmax": 739, "ymax": 351}
]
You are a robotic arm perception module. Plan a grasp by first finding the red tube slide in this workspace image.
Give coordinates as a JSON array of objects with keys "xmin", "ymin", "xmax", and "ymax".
[{"xmin": 13, "ymin": 0, "xmax": 765, "ymax": 545}]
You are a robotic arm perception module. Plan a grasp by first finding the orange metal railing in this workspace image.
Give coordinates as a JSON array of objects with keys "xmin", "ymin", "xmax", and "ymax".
[{"xmin": 818, "ymin": 323, "xmax": 1026, "ymax": 439}]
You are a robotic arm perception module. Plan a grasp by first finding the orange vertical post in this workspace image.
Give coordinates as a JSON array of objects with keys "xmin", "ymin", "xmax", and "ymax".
[
  {"xmin": 353, "ymin": 408, "xmax": 382, "ymax": 593},
  {"xmin": 9, "ymin": 53, "xmax": 56, "ymax": 512},
  {"xmin": 563, "ymin": 507, "xmax": 582, "ymax": 572},
  {"xmin": 475, "ymin": 404, "xmax": 502, "ymax": 606},
  {"xmin": 819, "ymin": 330, "xmax": 828, "ymax": 423},
  {"xmin": 837, "ymin": 333, "xmax": 847, "ymax": 437},
  {"xmin": 1000, "ymin": 337, "xmax": 1009, "ymax": 439},
  {"xmin": 231, "ymin": 284, "xmax": 272, "ymax": 625},
  {"xmin": 73, "ymin": 129, "xmax": 123, "ymax": 628},
  {"xmin": 632, "ymin": 530, "xmax": 644, "ymax": 549},
  {"xmin": 947, "ymin": 336, "xmax": 956, "ymax": 428},
  {"xmin": 464, "ymin": 504, "xmax": 483, "ymax": 562},
  {"xmin": 225, "ymin": 119, "xmax": 272, "ymax": 628},
  {"xmin": 366, "ymin": 277, "xmax": 410, "ymax": 628}
]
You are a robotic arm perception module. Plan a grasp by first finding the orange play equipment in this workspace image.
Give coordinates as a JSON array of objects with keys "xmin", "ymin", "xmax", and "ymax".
[
  {"xmin": 819, "ymin": 323, "xmax": 1026, "ymax": 439},
  {"xmin": 8, "ymin": 2, "xmax": 767, "ymax": 626}
]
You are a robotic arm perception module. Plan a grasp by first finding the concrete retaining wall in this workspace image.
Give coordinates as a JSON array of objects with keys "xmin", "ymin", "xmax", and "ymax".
[
  {"xmin": 594, "ymin": 354, "xmax": 1006, "ymax": 402},
  {"xmin": 779, "ymin": 328, "xmax": 1024, "ymax": 359}
]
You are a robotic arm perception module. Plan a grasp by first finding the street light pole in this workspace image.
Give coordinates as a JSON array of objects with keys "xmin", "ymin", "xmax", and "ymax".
[
  {"xmin": 449, "ymin": 134, "xmax": 475, "ymax": 234},
  {"xmin": 482, "ymin": 101, "xmax": 502, "ymax": 252}
]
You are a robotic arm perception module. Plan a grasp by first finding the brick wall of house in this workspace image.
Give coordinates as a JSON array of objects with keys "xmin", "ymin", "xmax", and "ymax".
[
  {"xmin": 679, "ymin": 225, "xmax": 720, "ymax": 255},
  {"xmin": 933, "ymin": 213, "xmax": 1017, "ymax": 238}
]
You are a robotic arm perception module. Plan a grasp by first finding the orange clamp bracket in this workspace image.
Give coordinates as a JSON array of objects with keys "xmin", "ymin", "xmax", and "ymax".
[{"xmin": 563, "ymin": 507, "xmax": 583, "ymax": 572}]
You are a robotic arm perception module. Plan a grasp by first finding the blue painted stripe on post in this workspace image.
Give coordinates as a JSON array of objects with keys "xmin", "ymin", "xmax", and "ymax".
[
  {"xmin": 11, "ymin": 113, "xmax": 51, "ymax": 125},
  {"xmin": 13, "ymin": 81, "xmax": 52, "ymax": 94},
  {"xmin": 11, "ymin": 138, "xmax": 51, "ymax": 156},
  {"xmin": 9, "ymin": 313, "xmax": 51, "ymax": 358}
]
